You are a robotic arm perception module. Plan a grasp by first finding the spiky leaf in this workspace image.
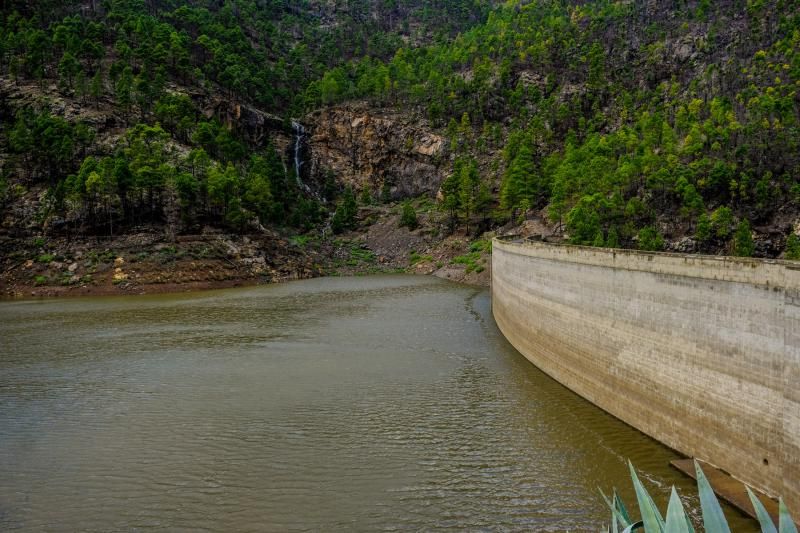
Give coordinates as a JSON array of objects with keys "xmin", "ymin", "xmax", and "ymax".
[
  {"xmin": 779, "ymin": 498, "xmax": 798, "ymax": 533},
  {"xmin": 622, "ymin": 521, "xmax": 644, "ymax": 532},
  {"xmin": 628, "ymin": 460, "xmax": 665, "ymax": 532},
  {"xmin": 745, "ymin": 487, "xmax": 777, "ymax": 533},
  {"xmin": 615, "ymin": 489, "xmax": 633, "ymax": 526},
  {"xmin": 665, "ymin": 487, "xmax": 692, "ymax": 533},
  {"xmin": 694, "ymin": 460, "xmax": 731, "ymax": 533},
  {"xmin": 600, "ymin": 488, "xmax": 633, "ymax": 529}
]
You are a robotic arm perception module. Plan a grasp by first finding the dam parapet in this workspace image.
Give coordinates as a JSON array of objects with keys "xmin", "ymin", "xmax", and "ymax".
[{"xmin": 491, "ymin": 237, "xmax": 800, "ymax": 512}]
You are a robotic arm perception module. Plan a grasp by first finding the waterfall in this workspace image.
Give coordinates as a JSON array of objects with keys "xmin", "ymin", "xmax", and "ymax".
[
  {"xmin": 291, "ymin": 120, "xmax": 312, "ymax": 194},
  {"xmin": 291, "ymin": 120, "xmax": 325, "ymax": 203}
]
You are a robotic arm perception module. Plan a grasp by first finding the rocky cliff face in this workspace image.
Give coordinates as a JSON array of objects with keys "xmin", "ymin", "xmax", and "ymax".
[
  {"xmin": 305, "ymin": 104, "xmax": 446, "ymax": 199},
  {"xmin": 205, "ymin": 97, "xmax": 294, "ymax": 156}
]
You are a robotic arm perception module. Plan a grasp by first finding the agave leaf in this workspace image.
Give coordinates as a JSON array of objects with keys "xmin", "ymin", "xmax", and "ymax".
[
  {"xmin": 615, "ymin": 488, "xmax": 633, "ymax": 526},
  {"xmin": 779, "ymin": 498, "xmax": 798, "ymax": 533},
  {"xmin": 745, "ymin": 486, "xmax": 777, "ymax": 533},
  {"xmin": 683, "ymin": 513, "xmax": 696, "ymax": 533},
  {"xmin": 621, "ymin": 520, "xmax": 644, "ymax": 532},
  {"xmin": 664, "ymin": 487, "xmax": 691, "ymax": 533},
  {"xmin": 599, "ymin": 488, "xmax": 632, "ymax": 529},
  {"xmin": 694, "ymin": 460, "xmax": 731, "ymax": 533},
  {"xmin": 628, "ymin": 460, "xmax": 665, "ymax": 532}
]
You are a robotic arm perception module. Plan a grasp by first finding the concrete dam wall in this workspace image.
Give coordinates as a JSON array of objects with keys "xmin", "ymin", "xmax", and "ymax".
[{"xmin": 491, "ymin": 238, "xmax": 800, "ymax": 511}]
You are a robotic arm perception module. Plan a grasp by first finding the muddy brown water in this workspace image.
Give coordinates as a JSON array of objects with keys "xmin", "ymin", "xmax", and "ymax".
[{"xmin": 0, "ymin": 275, "xmax": 755, "ymax": 531}]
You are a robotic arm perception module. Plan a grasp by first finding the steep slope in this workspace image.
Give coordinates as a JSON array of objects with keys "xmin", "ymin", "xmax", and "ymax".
[
  {"xmin": 0, "ymin": 0, "xmax": 491, "ymax": 238},
  {"xmin": 310, "ymin": 0, "xmax": 800, "ymax": 257}
]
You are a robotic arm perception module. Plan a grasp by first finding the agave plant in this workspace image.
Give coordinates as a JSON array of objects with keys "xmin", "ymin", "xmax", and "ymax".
[{"xmin": 601, "ymin": 460, "xmax": 797, "ymax": 533}]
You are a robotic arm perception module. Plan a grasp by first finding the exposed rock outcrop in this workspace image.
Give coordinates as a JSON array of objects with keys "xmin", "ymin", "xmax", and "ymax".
[
  {"xmin": 305, "ymin": 103, "xmax": 446, "ymax": 199},
  {"xmin": 206, "ymin": 97, "xmax": 292, "ymax": 154}
]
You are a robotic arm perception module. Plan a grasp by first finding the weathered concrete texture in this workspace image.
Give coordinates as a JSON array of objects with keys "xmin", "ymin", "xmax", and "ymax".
[{"xmin": 491, "ymin": 239, "xmax": 800, "ymax": 512}]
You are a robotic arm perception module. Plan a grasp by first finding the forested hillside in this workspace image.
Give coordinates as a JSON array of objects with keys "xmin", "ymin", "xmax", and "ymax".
[
  {"xmin": 0, "ymin": 0, "xmax": 491, "ymax": 237},
  {"xmin": 306, "ymin": 0, "xmax": 800, "ymax": 257},
  {"xmin": 1, "ymin": 0, "xmax": 799, "ymax": 289}
]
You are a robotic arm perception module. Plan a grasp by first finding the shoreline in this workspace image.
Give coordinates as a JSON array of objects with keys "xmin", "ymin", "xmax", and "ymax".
[
  {"xmin": 0, "ymin": 229, "xmax": 491, "ymax": 301},
  {"xmin": 0, "ymin": 268, "xmax": 489, "ymax": 301},
  {"xmin": 0, "ymin": 275, "xmax": 278, "ymax": 300}
]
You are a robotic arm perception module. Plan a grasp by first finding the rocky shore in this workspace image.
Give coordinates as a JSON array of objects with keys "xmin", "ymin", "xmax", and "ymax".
[{"xmin": 0, "ymin": 202, "xmax": 492, "ymax": 299}]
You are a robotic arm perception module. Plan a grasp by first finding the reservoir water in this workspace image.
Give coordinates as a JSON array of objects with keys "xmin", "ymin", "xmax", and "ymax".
[{"xmin": 0, "ymin": 275, "xmax": 753, "ymax": 530}]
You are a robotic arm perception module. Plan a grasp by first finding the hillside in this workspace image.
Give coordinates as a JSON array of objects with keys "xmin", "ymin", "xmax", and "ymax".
[
  {"xmin": 305, "ymin": 0, "xmax": 800, "ymax": 255},
  {"xmin": 1, "ymin": 0, "xmax": 799, "ymax": 295}
]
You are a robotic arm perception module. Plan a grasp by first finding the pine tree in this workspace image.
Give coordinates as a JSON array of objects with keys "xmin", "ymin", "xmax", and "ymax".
[
  {"xmin": 332, "ymin": 186, "xmax": 357, "ymax": 234},
  {"xmin": 116, "ymin": 67, "xmax": 134, "ymax": 118},
  {"xmin": 58, "ymin": 52, "xmax": 81, "ymax": 91},
  {"xmin": 696, "ymin": 212, "xmax": 711, "ymax": 242},
  {"xmin": 733, "ymin": 220, "xmax": 755, "ymax": 257},
  {"xmin": 458, "ymin": 159, "xmax": 480, "ymax": 229},
  {"xmin": 501, "ymin": 143, "xmax": 535, "ymax": 213},
  {"xmin": 90, "ymin": 68, "xmax": 104, "ymax": 104}
]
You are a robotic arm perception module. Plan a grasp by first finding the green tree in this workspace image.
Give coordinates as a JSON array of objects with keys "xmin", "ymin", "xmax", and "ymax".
[
  {"xmin": 85, "ymin": 163, "xmax": 117, "ymax": 236},
  {"xmin": 606, "ymin": 227, "xmax": 620, "ymax": 248},
  {"xmin": 173, "ymin": 171, "xmax": 199, "ymax": 222},
  {"xmin": 785, "ymin": 234, "xmax": 800, "ymax": 260},
  {"xmin": 399, "ymin": 200, "xmax": 418, "ymax": 230},
  {"xmin": 501, "ymin": 143, "xmax": 535, "ymax": 213},
  {"xmin": 733, "ymin": 220, "xmax": 755, "ymax": 257},
  {"xmin": 116, "ymin": 66, "xmax": 134, "ymax": 117},
  {"xmin": 696, "ymin": 212, "xmax": 711, "ymax": 242},
  {"xmin": 458, "ymin": 158, "xmax": 480, "ymax": 229},
  {"xmin": 638, "ymin": 226, "xmax": 665, "ymax": 251},
  {"xmin": 710, "ymin": 206, "xmax": 733, "ymax": 238},
  {"xmin": 123, "ymin": 123, "xmax": 172, "ymax": 212},
  {"xmin": 75, "ymin": 69, "xmax": 88, "ymax": 103},
  {"xmin": 208, "ymin": 162, "xmax": 240, "ymax": 212},
  {"xmin": 58, "ymin": 52, "xmax": 81, "ymax": 91},
  {"xmin": 380, "ymin": 182, "xmax": 392, "ymax": 204},
  {"xmin": 566, "ymin": 195, "xmax": 602, "ymax": 245},
  {"xmin": 331, "ymin": 186, "xmax": 357, "ymax": 234},
  {"xmin": 90, "ymin": 68, "xmax": 104, "ymax": 104},
  {"xmin": 243, "ymin": 156, "xmax": 273, "ymax": 221},
  {"xmin": 440, "ymin": 171, "xmax": 461, "ymax": 229}
]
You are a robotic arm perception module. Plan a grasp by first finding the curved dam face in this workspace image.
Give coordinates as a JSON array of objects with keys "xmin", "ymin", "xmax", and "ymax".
[{"xmin": 492, "ymin": 238, "xmax": 800, "ymax": 511}]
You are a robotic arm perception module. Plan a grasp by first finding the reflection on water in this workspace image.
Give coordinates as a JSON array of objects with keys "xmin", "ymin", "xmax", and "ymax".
[{"xmin": 0, "ymin": 276, "xmax": 753, "ymax": 531}]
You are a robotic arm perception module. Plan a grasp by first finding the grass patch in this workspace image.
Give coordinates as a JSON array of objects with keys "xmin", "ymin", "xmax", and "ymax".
[
  {"xmin": 349, "ymin": 246, "xmax": 376, "ymax": 263},
  {"xmin": 290, "ymin": 235, "xmax": 311, "ymax": 247},
  {"xmin": 415, "ymin": 197, "xmax": 435, "ymax": 212},
  {"xmin": 86, "ymin": 250, "xmax": 116, "ymax": 265},
  {"xmin": 36, "ymin": 253, "xmax": 55, "ymax": 264},
  {"xmin": 409, "ymin": 251, "xmax": 433, "ymax": 265},
  {"xmin": 469, "ymin": 239, "xmax": 492, "ymax": 254},
  {"xmin": 451, "ymin": 239, "xmax": 492, "ymax": 274}
]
